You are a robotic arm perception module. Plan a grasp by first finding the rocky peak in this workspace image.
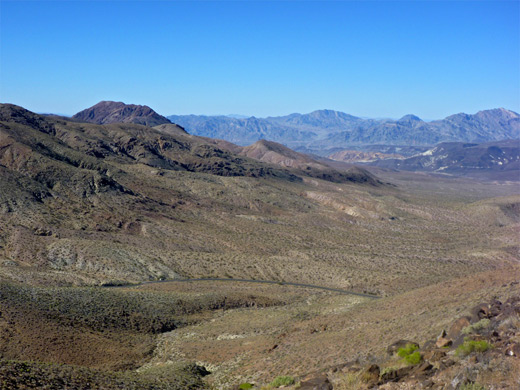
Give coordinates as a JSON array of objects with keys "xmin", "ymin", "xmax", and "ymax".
[
  {"xmin": 72, "ymin": 101, "xmax": 171, "ymax": 127},
  {"xmin": 398, "ymin": 114, "xmax": 423, "ymax": 123}
]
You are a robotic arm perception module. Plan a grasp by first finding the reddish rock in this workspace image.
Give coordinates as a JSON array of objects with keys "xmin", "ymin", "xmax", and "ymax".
[
  {"xmin": 447, "ymin": 316, "xmax": 471, "ymax": 339},
  {"xmin": 435, "ymin": 337, "xmax": 452, "ymax": 348},
  {"xmin": 423, "ymin": 349, "xmax": 446, "ymax": 362}
]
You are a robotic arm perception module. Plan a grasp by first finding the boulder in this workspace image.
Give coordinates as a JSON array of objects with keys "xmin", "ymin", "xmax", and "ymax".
[
  {"xmin": 410, "ymin": 362, "xmax": 434, "ymax": 378},
  {"xmin": 423, "ymin": 350, "xmax": 446, "ymax": 362},
  {"xmin": 380, "ymin": 366, "xmax": 414, "ymax": 382},
  {"xmin": 361, "ymin": 364, "xmax": 380, "ymax": 387},
  {"xmin": 489, "ymin": 299, "xmax": 503, "ymax": 317},
  {"xmin": 471, "ymin": 303, "xmax": 490, "ymax": 323},
  {"xmin": 299, "ymin": 375, "xmax": 333, "ymax": 390},
  {"xmin": 447, "ymin": 317, "xmax": 471, "ymax": 340},
  {"xmin": 435, "ymin": 337, "xmax": 452, "ymax": 349}
]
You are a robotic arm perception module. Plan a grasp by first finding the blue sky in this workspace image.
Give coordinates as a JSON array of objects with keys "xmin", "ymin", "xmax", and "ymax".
[{"xmin": 1, "ymin": 1, "xmax": 518, "ymax": 119}]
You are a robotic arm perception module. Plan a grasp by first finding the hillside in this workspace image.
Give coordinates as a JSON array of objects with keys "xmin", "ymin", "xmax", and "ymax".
[
  {"xmin": 168, "ymin": 108, "xmax": 520, "ymax": 151},
  {"xmin": 369, "ymin": 140, "xmax": 520, "ymax": 180},
  {"xmin": 1, "ymin": 102, "xmax": 517, "ymax": 288},
  {"xmin": 328, "ymin": 150, "xmax": 405, "ymax": 163},
  {"xmin": 73, "ymin": 101, "xmax": 172, "ymax": 127},
  {"xmin": 203, "ymin": 138, "xmax": 380, "ymax": 184}
]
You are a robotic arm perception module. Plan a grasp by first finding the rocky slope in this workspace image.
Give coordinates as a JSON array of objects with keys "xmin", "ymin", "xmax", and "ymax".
[
  {"xmin": 73, "ymin": 101, "xmax": 173, "ymax": 127},
  {"xmin": 204, "ymin": 138, "xmax": 380, "ymax": 184},
  {"xmin": 0, "ymin": 103, "xmax": 388, "ymax": 287},
  {"xmin": 293, "ymin": 292, "xmax": 520, "ymax": 390}
]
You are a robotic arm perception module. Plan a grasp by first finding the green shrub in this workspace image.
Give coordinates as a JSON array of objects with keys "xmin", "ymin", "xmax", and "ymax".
[
  {"xmin": 269, "ymin": 376, "xmax": 295, "ymax": 388},
  {"xmin": 397, "ymin": 343, "xmax": 418, "ymax": 358},
  {"xmin": 397, "ymin": 343, "xmax": 422, "ymax": 365},
  {"xmin": 462, "ymin": 319, "xmax": 490, "ymax": 335},
  {"xmin": 455, "ymin": 339, "xmax": 492, "ymax": 357},
  {"xmin": 239, "ymin": 383, "xmax": 254, "ymax": 390},
  {"xmin": 403, "ymin": 351, "xmax": 422, "ymax": 365}
]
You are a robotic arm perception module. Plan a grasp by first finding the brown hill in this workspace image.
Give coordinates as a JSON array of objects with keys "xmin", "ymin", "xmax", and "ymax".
[
  {"xmin": 240, "ymin": 139, "xmax": 327, "ymax": 169},
  {"xmin": 73, "ymin": 101, "xmax": 172, "ymax": 127},
  {"xmin": 328, "ymin": 149, "xmax": 405, "ymax": 163},
  {"xmin": 205, "ymin": 138, "xmax": 380, "ymax": 184}
]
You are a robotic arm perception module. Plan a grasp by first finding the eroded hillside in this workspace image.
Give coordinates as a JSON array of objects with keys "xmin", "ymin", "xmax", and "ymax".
[{"xmin": 0, "ymin": 104, "xmax": 518, "ymax": 297}]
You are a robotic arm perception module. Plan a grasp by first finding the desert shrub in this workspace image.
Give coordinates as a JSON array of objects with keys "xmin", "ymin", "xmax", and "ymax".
[
  {"xmin": 397, "ymin": 343, "xmax": 418, "ymax": 358},
  {"xmin": 239, "ymin": 383, "xmax": 254, "ymax": 390},
  {"xmin": 335, "ymin": 372, "xmax": 362, "ymax": 389},
  {"xmin": 403, "ymin": 351, "xmax": 422, "ymax": 365},
  {"xmin": 397, "ymin": 343, "xmax": 422, "ymax": 365},
  {"xmin": 462, "ymin": 319, "xmax": 490, "ymax": 335},
  {"xmin": 359, "ymin": 371, "xmax": 376, "ymax": 383},
  {"xmin": 379, "ymin": 366, "xmax": 399, "ymax": 378},
  {"xmin": 269, "ymin": 376, "xmax": 295, "ymax": 387},
  {"xmin": 455, "ymin": 339, "xmax": 492, "ymax": 357}
]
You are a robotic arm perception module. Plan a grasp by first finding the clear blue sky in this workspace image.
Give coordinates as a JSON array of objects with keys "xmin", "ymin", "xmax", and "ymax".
[{"xmin": 1, "ymin": 1, "xmax": 518, "ymax": 119}]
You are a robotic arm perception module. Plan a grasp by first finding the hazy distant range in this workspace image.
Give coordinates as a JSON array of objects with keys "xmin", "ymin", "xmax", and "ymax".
[{"xmin": 168, "ymin": 108, "xmax": 520, "ymax": 156}]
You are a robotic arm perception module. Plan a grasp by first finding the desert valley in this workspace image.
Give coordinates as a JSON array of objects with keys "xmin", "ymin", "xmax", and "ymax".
[{"xmin": 0, "ymin": 101, "xmax": 518, "ymax": 389}]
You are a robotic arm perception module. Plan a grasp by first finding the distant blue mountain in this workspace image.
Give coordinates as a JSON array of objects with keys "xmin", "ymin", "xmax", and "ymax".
[{"xmin": 168, "ymin": 108, "xmax": 520, "ymax": 151}]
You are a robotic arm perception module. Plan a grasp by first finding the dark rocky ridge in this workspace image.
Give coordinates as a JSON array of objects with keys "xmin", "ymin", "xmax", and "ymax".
[{"xmin": 73, "ymin": 101, "xmax": 172, "ymax": 127}]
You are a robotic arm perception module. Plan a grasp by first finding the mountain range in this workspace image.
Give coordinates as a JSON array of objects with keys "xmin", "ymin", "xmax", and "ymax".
[
  {"xmin": 168, "ymin": 108, "xmax": 520, "ymax": 153},
  {"xmin": 69, "ymin": 101, "xmax": 520, "ymax": 180}
]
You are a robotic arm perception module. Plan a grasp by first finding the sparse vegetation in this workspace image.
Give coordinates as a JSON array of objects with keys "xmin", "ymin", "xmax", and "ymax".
[
  {"xmin": 397, "ymin": 343, "xmax": 419, "ymax": 357},
  {"xmin": 269, "ymin": 376, "xmax": 295, "ymax": 388},
  {"xmin": 456, "ymin": 339, "xmax": 492, "ymax": 357},
  {"xmin": 462, "ymin": 318, "xmax": 490, "ymax": 335},
  {"xmin": 0, "ymin": 359, "xmax": 208, "ymax": 390},
  {"xmin": 380, "ymin": 366, "xmax": 399, "ymax": 378},
  {"xmin": 397, "ymin": 343, "xmax": 422, "ymax": 365},
  {"xmin": 335, "ymin": 372, "xmax": 363, "ymax": 389},
  {"xmin": 403, "ymin": 351, "xmax": 422, "ymax": 365}
]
